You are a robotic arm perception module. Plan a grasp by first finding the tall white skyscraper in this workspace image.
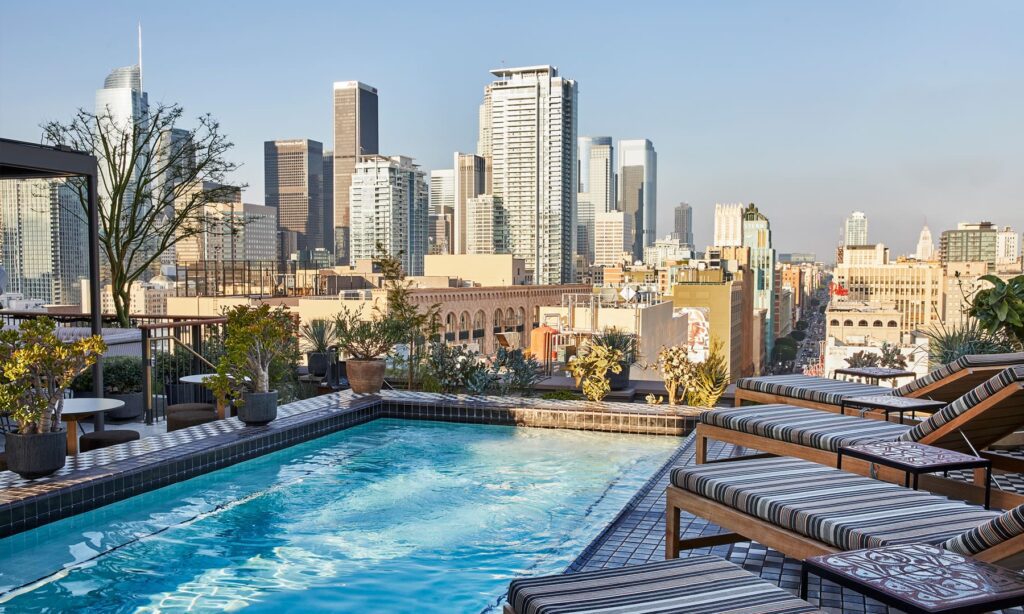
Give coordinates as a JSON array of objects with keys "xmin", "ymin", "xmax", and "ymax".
[
  {"xmin": 996, "ymin": 226, "xmax": 1020, "ymax": 265},
  {"xmin": 95, "ymin": 63, "xmax": 149, "ymax": 210},
  {"xmin": 713, "ymin": 203, "xmax": 744, "ymax": 247},
  {"xmin": 349, "ymin": 155, "xmax": 428, "ymax": 275},
  {"xmin": 915, "ymin": 225, "xmax": 936, "ymax": 261},
  {"xmin": 577, "ymin": 136, "xmax": 613, "ymax": 265},
  {"xmin": 478, "ymin": 65, "xmax": 577, "ymax": 284},
  {"xmin": 466, "ymin": 195, "xmax": 509, "ymax": 255},
  {"xmin": 429, "ymin": 169, "xmax": 455, "ymax": 214},
  {"xmin": 674, "ymin": 202, "xmax": 694, "ymax": 247},
  {"xmin": 594, "ymin": 211, "xmax": 629, "ymax": 267},
  {"xmin": 844, "ymin": 211, "xmax": 868, "ymax": 246},
  {"xmin": 617, "ymin": 139, "xmax": 657, "ymax": 259}
]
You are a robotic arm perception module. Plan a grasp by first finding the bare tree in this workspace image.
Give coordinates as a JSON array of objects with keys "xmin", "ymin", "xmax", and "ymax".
[{"xmin": 41, "ymin": 103, "xmax": 243, "ymax": 326}]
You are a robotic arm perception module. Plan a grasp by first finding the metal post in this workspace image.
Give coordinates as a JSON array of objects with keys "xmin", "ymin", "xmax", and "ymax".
[
  {"xmin": 87, "ymin": 172, "xmax": 105, "ymax": 430},
  {"xmin": 142, "ymin": 327, "xmax": 153, "ymax": 424}
]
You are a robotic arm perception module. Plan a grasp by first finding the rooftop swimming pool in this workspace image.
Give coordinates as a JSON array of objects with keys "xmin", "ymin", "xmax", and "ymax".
[{"xmin": 0, "ymin": 419, "xmax": 679, "ymax": 612}]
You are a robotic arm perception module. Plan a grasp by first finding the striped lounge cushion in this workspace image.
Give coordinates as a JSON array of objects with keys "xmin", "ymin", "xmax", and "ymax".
[
  {"xmin": 736, "ymin": 374, "xmax": 888, "ymax": 406},
  {"xmin": 671, "ymin": 457, "xmax": 1001, "ymax": 552},
  {"xmin": 900, "ymin": 366, "xmax": 1024, "ymax": 443},
  {"xmin": 942, "ymin": 505, "xmax": 1024, "ymax": 556},
  {"xmin": 890, "ymin": 352, "xmax": 1024, "ymax": 397},
  {"xmin": 506, "ymin": 555, "xmax": 818, "ymax": 614},
  {"xmin": 699, "ymin": 405, "xmax": 910, "ymax": 451}
]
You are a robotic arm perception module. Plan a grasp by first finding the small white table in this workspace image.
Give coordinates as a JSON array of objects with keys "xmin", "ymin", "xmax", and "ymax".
[
  {"xmin": 179, "ymin": 373, "xmax": 241, "ymax": 419},
  {"xmin": 61, "ymin": 398, "xmax": 125, "ymax": 455}
]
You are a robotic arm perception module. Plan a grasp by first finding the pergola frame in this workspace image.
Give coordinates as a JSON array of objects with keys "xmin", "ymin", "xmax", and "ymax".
[{"xmin": 0, "ymin": 137, "xmax": 104, "ymax": 398}]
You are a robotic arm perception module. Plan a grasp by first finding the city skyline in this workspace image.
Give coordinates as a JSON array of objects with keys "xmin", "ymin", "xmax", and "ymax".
[{"xmin": 1, "ymin": 2, "xmax": 1021, "ymax": 259}]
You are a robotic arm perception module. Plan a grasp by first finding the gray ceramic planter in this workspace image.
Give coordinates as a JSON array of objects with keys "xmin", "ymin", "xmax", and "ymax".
[{"xmin": 239, "ymin": 390, "xmax": 278, "ymax": 426}]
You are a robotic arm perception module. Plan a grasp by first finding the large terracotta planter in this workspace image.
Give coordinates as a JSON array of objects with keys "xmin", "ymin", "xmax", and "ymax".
[
  {"xmin": 5, "ymin": 431, "xmax": 67, "ymax": 480},
  {"xmin": 347, "ymin": 359, "xmax": 386, "ymax": 394},
  {"xmin": 240, "ymin": 390, "xmax": 278, "ymax": 426}
]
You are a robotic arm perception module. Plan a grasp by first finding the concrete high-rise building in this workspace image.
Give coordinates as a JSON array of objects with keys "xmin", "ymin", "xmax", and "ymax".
[
  {"xmin": 915, "ymin": 225, "xmax": 936, "ymax": 261},
  {"xmin": 996, "ymin": 226, "xmax": 1020, "ymax": 266},
  {"xmin": 264, "ymin": 139, "xmax": 325, "ymax": 251},
  {"xmin": 617, "ymin": 139, "xmax": 657, "ymax": 260},
  {"xmin": 940, "ymin": 222, "xmax": 998, "ymax": 267},
  {"xmin": 594, "ymin": 211, "xmax": 629, "ymax": 267},
  {"xmin": 843, "ymin": 211, "xmax": 868, "ymax": 246},
  {"xmin": 349, "ymin": 155, "xmax": 428, "ymax": 275},
  {"xmin": 674, "ymin": 202, "xmax": 694, "ymax": 247},
  {"xmin": 465, "ymin": 195, "xmax": 509, "ymax": 255},
  {"xmin": 322, "ymin": 151, "xmax": 333, "ymax": 247},
  {"xmin": 577, "ymin": 136, "xmax": 613, "ymax": 265},
  {"xmin": 332, "ymin": 81, "xmax": 379, "ymax": 264},
  {"xmin": 742, "ymin": 203, "xmax": 777, "ymax": 358},
  {"xmin": 478, "ymin": 65, "xmax": 577, "ymax": 284},
  {"xmin": 429, "ymin": 169, "xmax": 455, "ymax": 214},
  {"xmin": 453, "ymin": 153, "xmax": 486, "ymax": 254},
  {"xmin": 713, "ymin": 203, "xmax": 743, "ymax": 247},
  {"xmin": 0, "ymin": 179, "xmax": 88, "ymax": 305},
  {"xmin": 175, "ymin": 183, "xmax": 275, "ymax": 262}
]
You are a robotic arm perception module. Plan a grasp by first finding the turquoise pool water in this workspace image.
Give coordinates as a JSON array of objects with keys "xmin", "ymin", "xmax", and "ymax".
[{"xmin": 0, "ymin": 419, "xmax": 679, "ymax": 613}]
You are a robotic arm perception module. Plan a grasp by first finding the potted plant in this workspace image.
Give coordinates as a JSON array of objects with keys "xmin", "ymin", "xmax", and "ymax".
[
  {"xmin": 71, "ymin": 356, "xmax": 144, "ymax": 420},
  {"xmin": 299, "ymin": 319, "xmax": 336, "ymax": 377},
  {"xmin": 0, "ymin": 318, "xmax": 105, "ymax": 479},
  {"xmin": 566, "ymin": 341, "xmax": 624, "ymax": 402},
  {"xmin": 334, "ymin": 306, "xmax": 402, "ymax": 394},
  {"xmin": 209, "ymin": 304, "xmax": 298, "ymax": 426},
  {"xmin": 656, "ymin": 345, "xmax": 696, "ymax": 406},
  {"xmin": 592, "ymin": 328, "xmax": 637, "ymax": 391}
]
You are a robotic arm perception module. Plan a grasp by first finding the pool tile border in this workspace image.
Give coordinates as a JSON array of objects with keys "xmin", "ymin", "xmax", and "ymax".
[{"xmin": 0, "ymin": 391, "xmax": 694, "ymax": 538}]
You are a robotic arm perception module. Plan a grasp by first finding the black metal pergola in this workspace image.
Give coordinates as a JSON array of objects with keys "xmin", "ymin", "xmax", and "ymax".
[{"xmin": 0, "ymin": 137, "xmax": 104, "ymax": 397}]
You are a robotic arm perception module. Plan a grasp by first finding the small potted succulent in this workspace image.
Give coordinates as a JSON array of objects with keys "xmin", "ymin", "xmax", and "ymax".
[
  {"xmin": 334, "ymin": 307, "xmax": 401, "ymax": 394},
  {"xmin": 209, "ymin": 304, "xmax": 298, "ymax": 426},
  {"xmin": 71, "ymin": 356, "xmax": 144, "ymax": 420},
  {"xmin": 299, "ymin": 319, "xmax": 336, "ymax": 377},
  {"xmin": 592, "ymin": 328, "xmax": 637, "ymax": 391},
  {"xmin": 0, "ymin": 318, "xmax": 105, "ymax": 479}
]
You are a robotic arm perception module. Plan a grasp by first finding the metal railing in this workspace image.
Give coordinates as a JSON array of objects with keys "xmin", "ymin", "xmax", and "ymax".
[{"xmin": 140, "ymin": 317, "xmax": 227, "ymax": 424}]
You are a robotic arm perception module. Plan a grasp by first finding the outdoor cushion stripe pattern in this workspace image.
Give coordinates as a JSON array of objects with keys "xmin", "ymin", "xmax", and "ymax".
[
  {"xmin": 942, "ymin": 505, "xmax": 1024, "ymax": 556},
  {"xmin": 899, "ymin": 366, "xmax": 1024, "ymax": 443},
  {"xmin": 891, "ymin": 351, "xmax": 1024, "ymax": 397},
  {"xmin": 671, "ymin": 457, "xmax": 1002, "ymax": 553},
  {"xmin": 735, "ymin": 374, "xmax": 887, "ymax": 406},
  {"xmin": 699, "ymin": 405, "xmax": 910, "ymax": 451},
  {"xmin": 506, "ymin": 555, "xmax": 818, "ymax": 614}
]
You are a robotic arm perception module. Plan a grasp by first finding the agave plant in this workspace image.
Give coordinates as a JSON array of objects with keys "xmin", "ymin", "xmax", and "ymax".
[
  {"xmin": 923, "ymin": 319, "xmax": 1018, "ymax": 367},
  {"xmin": 593, "ymin": 328, "xmax": 638, "ymax": 364},
  {"xmin": 299, "ymin": 319, "xmax": 337, "ymax": 354}
]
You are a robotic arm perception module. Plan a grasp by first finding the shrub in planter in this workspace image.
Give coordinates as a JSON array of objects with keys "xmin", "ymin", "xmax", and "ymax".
[
  {"xmin": 566, "ymin": 342, "xmax": 624, "ymax": 402},
  {"xmin": 209, "ymin": 305, "xmax": 298, "ymax": 426},
  {"xmin": 0, "ymin": 318, "xmax": 105, "ymax": 478},
  {"xmin": 592, "ymin": 328, "xmax": 637, "ymax": 391},
  {"xmin": 656, "ymin": 345, "xmax": 696, "ymax": 406},
  {"xmin": 334, "ymin": 306, "xmax": 402, "ymax": 394},
  {"xmin": 72, "ymin": 356, "xmax": 144, "ymax": 419},
  {"xmin": 300, "ymin": 319, "xmax": 336, "ymax": 377}
]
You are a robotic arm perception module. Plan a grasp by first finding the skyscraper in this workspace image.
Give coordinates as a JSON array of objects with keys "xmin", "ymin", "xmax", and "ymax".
[
  {"xmin": 674, "ymin": 202, "xmax": 694, "ymax": 247},
  {"xmin": 617, "ymin": 139, "xmax": 657, "ymax": 260},
  {"xmin": 940, "ymin": 222, "xmax": 998, "ymax": 266},
  {"xmin": 915, "ymin": 225, "xmax": 935, "ymax": 260},
  {"xmin": 429, "ymin": 168, "xmax": 456, "ymax": 254},
  {"xmin": 466, "ymin": 195, "xmax": 509, "ymax": 255},
  {"xmin": 349, "ymin": 155, "xmax": 428, "ymax": 275},
  {"xmin": 742, "ymin": 203, "xmax": 777, "ymax": 359},
  {"xmin": 577, "ymin": 136, "xmax": 613, "ymax": 265},
  {"xmin": 332, "ymin": 81, "xmax": 379, "ymax": 264},
  {"xmin": 322, "ymin": 151, "xmax": 334, "ymax": 246},
  {"xmin": 264, "ymin": 139, "xmax": 325, "ymax": 252},
  {"xmin": 453, "ymin": 153, "xmax": 486, "ymax": 254},
  {"xmin": 594, "ymin": 211, "xmax": 629, "ymax": 266},
  {"xmin": 0, "ymin": 179, "xmax": 88, "ymax": 305},
  {"xmin": 713, "ymin": 203, "xmax": 744, "ymax": 247},
  {"xmin": 478, "ymin": 65, "xmax": 577, "ymax": 284},
  {"xmin": 997, "ymin": 227, "xmax": 1020, "ymax": 265},
  {"xmin": 95, "ymin": 63, "xmax": 148, "ymax": 212},
  {"xmin": 843, "ymin": 211, "xmax": 868, "ymax": 246}
]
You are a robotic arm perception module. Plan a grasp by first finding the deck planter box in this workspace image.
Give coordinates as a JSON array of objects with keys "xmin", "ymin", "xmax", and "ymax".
[{"xmin": 5, "ymin": 431, "xmax": 66, "ymax": 480}]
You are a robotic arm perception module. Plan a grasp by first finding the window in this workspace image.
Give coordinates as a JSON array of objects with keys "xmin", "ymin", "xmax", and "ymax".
[
  {"xmin": 843, "ymin": 320, "xmax": 854, "ymax": 326},
  {"xmin": 888, "ymin": 321, "xmax": 898, "ymax": 328},
  {"xmin": 858, "ymin": 320, "xmax": 869, "ymax": 327},
  {"xmin": 830, "ymin": 319, "xmax": 840, "ymax": 326},
  {"xmin": 873, "ymin": 320, "xmax": 883, "ymax": 327}
]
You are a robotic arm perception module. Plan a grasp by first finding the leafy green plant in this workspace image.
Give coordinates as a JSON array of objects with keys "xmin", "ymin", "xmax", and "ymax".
[
  {"xmin": 567, "ymin": 342, "xmax": 624, "ymax": 402},
  {"xmin": 424, "ymin": 342, "xmax": 487, "ymax": 393},
  {"xmin": 657, "ymin": 345, "xmax": 696, "ymax": 406},
  {"xmin": 593, "ymin": 328, "xmax": 638, "ymax": 364},
  {"xmin": 374, "ymin": 245, "xmax": 441, "ymax": 389},
  {"xmin": 923, "ymin": 319, "xmax": 1018, "ymax": 367},
  {"xmin": 0, "ymin": 318, "xmax": 106, "ymax": 434},
  {"xmin": 970, "ymin": 275, "xmax": 1024, "ymax": 347},
  {"xmin": 879, "ymin": 342, "xmax": 908, "ymax": 370},
  {"xmin": 489, "ymin": 347, "xmax": 541, "ymax": 395},
  {"xmin": 299, "ymin": 319, "xmax": 337, "ymax": 354},
  {"xmin": 334, "ymin": 306, "xmax": 403, "ymax": 360},
  {"xmin": 686, "ymin": 340, "xmax": 729, "ymax": 408},
  {"xmin": 845, "ymin": 351, "xmax": 880, "ymax": 369},
  {"xmin": 542, "ymin": 390, "xmax": 580, "ymax": 401},
  {"xmin": 72, "ymin": 356, "xmax": 143, "ymax": 394},
  {"xmin": 209, "ymin": 305, "xmax": 299, "ymax": 403}
]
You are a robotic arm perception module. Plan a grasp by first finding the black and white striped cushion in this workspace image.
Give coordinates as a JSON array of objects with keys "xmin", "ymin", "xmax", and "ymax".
[
  {"xmin": 506, "ymin": 555, "xmax": 818, "ymax": 614},
  {"xmin": 900, "ymin": 366, "xmax": 1024, "ymax": 443},
  {"xmin": 736, "ymin": 374, "xmax": 887, "ymax": 406},
  {"xmin": 699, "ymin": 405, "xmax": 910, "ymax": 451},
  {"xmin": 671, "ymin": 457, "xmax": 1001, "ymax": 552}
]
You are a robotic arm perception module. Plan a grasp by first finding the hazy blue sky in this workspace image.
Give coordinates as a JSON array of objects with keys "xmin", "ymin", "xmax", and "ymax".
[{"xmin": 1, "ymin": 1, "xmax": 1021, "ymax": 259}]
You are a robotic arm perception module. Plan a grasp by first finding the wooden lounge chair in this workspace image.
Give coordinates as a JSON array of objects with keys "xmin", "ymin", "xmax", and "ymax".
[
  {"xmin": 504, "ymin": 555, "xmax": 819, "ymax": 613},
  {"xmin": 666, "ymin": 456, "xmax": 1024, "ymax": 569},
  {"xmin": 695, "ymin": 366, "xmax": 1024, "ymax": 508},
  {"xmin": 734, "ymin": 351, "xmax": 1024, "ymax": 412}
]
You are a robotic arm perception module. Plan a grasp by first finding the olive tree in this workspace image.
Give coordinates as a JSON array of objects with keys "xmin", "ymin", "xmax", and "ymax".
[{"xmin": 42, "ymin": 103, "xmax": 242, "ymax": 326}]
